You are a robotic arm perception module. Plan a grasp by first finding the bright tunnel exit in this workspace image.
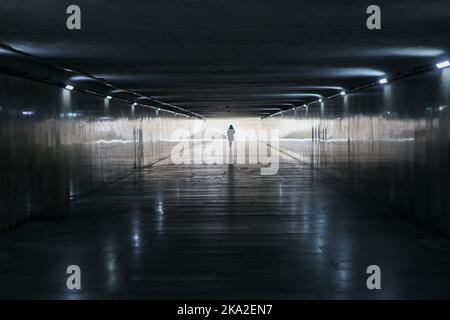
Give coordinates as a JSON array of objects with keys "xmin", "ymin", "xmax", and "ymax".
[{"xmin": 169, "ymin": 117, "xmax": 280, "ymax": 175}]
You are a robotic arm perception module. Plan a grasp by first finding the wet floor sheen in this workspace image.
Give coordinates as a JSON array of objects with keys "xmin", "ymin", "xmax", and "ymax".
[{"xmin": 1, "ymin": 148, "xmax": 450, "ymax": 299}]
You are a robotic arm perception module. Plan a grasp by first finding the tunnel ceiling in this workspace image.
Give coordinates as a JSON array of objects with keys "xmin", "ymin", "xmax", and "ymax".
[{"xmin": 1, "ymin": 0, "xmax": 450, "ymax": 117}]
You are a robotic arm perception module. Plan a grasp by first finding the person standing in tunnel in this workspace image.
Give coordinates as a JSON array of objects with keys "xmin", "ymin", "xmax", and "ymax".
[{"xmin": 226, "ymin": 124, "xmax": 235, "ymax": 150}]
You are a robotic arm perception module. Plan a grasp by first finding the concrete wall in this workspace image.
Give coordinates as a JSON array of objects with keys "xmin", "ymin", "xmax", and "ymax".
[
  {"xmin": 262, "ymin": 68, "xmax": 450, "ymax": 236},
  {"xmin": 0, "ymin": 73, "xmax": 203, "ymax": 231}
]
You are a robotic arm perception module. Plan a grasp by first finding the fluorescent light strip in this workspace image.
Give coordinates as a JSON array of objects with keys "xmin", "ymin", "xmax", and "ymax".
[
  {"xmin": 436, "ymin": 60, "xmax": 450, "ymax": 69},
  {"xmin": 264, "ymin": 59, "xmax": 450, "ymax": 119},
  {"xmin": 65, "ymin": 85, "xmax": 74, "ymax": 90}
]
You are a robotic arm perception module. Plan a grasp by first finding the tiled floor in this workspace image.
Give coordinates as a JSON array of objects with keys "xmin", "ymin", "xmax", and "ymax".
[{"xmin": 1, "ymin": 144, "xmax": 450, "ymax": 299}]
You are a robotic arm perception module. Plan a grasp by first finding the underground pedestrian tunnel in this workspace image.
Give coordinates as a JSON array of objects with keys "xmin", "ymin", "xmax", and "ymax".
[{"xmin": 1, "ymin": 0, "xmax": 450, "ymax": 299}]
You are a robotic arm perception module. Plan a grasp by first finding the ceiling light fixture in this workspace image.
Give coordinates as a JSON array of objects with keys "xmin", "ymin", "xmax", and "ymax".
[
  {"xmin": 436, "ymin": 60, "xmax": 450, "ymax": 69},
  {"xmin": 379, "ymin": 78, "xmax": 388, "ymax": 84},
  {"xmin": 105, "ymin": 96, "xmax": 112, "ymax": 100}
]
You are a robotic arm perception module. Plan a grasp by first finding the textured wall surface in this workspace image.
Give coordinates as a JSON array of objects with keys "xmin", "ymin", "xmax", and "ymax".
[
  {"xmin": 262, "ymin": 68, "xmax": 450, "ymax": 236},
  {"xmin": 0, "ymin": 73, "xmax": 203, "ymax": 231}
]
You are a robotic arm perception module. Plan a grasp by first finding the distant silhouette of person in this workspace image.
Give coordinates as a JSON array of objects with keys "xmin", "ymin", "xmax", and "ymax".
[{"xmin": 226, "ymin": 125, "xmax": 235, "ymax": 149}]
